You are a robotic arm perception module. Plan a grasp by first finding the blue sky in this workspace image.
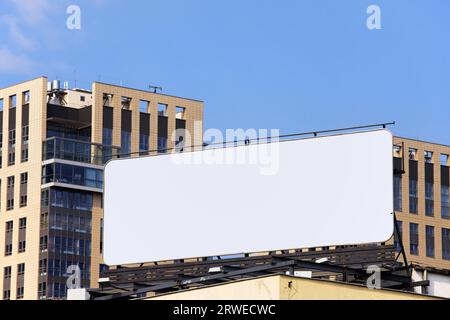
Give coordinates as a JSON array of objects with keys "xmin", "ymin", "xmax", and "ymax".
[{"xmin": 0, "ymin": 0, "xmax": 449, "ymax": 144}]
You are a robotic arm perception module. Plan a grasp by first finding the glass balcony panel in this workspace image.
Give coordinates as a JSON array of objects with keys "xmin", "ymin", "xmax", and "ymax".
[
  {"xmin": 43, "ymin": 137, "xmax": 120, "ymax": 165},
  {"xmin": 42, "ymin": 163, "xmax": 103, "ymax": 190}
]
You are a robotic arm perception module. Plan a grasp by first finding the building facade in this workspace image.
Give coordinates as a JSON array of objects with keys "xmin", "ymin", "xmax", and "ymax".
[
  {"xmin": 151, "ymin": 275, "xmax": 439, "ymax": 300},
  {"xmin": 0, "ymin": 77, "xmax": 203, "ymax": 300},
  {"xmin": 393, "ymin": 137, "xmax": 450, "ymax": 271}
]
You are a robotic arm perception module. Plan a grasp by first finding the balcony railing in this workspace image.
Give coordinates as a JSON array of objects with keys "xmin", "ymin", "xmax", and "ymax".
[
  {"xmin": 42, "ymin": 162, "xmax": 104, "ymax": 190},
  {"xmin": 43, "ymin": 137, "xmax": 121, "ymax": 165}
]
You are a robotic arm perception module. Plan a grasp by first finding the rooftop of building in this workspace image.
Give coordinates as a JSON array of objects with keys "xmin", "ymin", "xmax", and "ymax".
[
  {"xmin": 0, "ymin": 76, "xmax": 204, "ymax": 103},
  {"xmin": 394, "ymin": 135, "xmax": 450, "ymax": 149}
]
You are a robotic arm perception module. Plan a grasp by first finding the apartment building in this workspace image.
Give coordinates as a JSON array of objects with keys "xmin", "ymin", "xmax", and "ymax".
[
  {"xmin": 0, "ymin": 77, "xmax": 203, "ymax": 300},
  {"xmin": 392, "ymin": 137, "xmax": 450, "ymax": 271}
]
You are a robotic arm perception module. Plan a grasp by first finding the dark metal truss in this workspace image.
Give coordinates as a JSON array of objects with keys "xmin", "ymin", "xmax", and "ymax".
[{"xmin": 88, "ymin": 245, "xmax": 427, "ymax": 300}]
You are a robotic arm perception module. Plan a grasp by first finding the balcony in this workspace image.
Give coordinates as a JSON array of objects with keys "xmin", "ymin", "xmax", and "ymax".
[
  {"xmin": 42, "ymin": 162, "xmax": 104, "ymax": 192},
  {"xmin": 47, "ymin": 104, "xmax": 92, "ymax": 129},
  {"xmin": 43, "ymin": 137, "xmax": 121, "ymax": 166}
]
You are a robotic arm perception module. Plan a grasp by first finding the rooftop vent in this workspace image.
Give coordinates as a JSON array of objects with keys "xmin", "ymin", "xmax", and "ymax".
[{"xmin": 47, "ymin": 80, "xmax": 66, "ymax": 105}]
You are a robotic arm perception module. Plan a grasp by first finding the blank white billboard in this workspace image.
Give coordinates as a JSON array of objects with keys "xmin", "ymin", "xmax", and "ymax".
[{"xmin": 103, "ymin": 129, "xmax": 393, "ymax": 265}]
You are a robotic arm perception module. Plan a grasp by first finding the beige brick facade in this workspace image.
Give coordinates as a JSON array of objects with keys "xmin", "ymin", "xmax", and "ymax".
[
  {"xmin": 0, "ymin": 77, "xmax": 47, "ymax": 300},
  {"xmin": 0, "ymin": 77, "xmax": 203, "ymax": 300},
  {"xmin": 392, "ymin": 137, "xmax": 450, "ymax": 270}
]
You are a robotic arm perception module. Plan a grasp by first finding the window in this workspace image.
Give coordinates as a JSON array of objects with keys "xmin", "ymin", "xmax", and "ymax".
[
  {"xmin": 102, "ymin": 127, "xmax": 114, "ymax": 163},
  {"xmin": 3, "ymin": 290, "xmax": 10, "ymax": 300},
  {"xmin": 8, "ymin": 129, "xmax": 16, "ymax": 166},
  {"xmin": 176, "ymin": 106, "xmax": 186, "ymax": 119},
  {"xmin": 80, "ymin": 96, "xmax": 85, "ymax": 102},
  {"xmin": 158, "ymin": 137, "xmax": 167, "ymax": 153},
  {"xmin": 4, "ymin": 244, "xmax": 12, "ymax": 256},
  {"xmin": 41, "ymin": 190, "xmax": 49, "ymax": 207},
  {"xmin": 139, "ymin": 100, "xmax": 149, "ymax": 113},
  {"xmin": 424, "ymin": 151, "xmax": 433, "ymax": 163},
  {"xmin": 443, "ymin": 228, "xmax": 450, "ymax": 261},
  {"xmin": 7, "ymin": 176, "xmax": 14, "ymax": 188},
  {"xmin": 9, "ymin": 95, "xmax": 16, "ymax": 108},
  {"xmin": 426, "ymin": 226, "xmax": 435, "ymax": 258},
  {"xmin": 410, "ymin": 223, "xmax": 419, "ymax": 255},
  {"xmin": 6, "ymin": 199, "xmax": 14, "ymax": 211},
  {"xmin": 20, "ymin": 173, "xmax": 28, "ymax": 207},
  {"xmin": 394, "ymin": 175, "xmax": 402, "ymax": 211},
  {"xmin": 52, "ymin": 282, "xmax": 68, "ymax": 298},
  {"xmin": 50, "ymin": 189, "xmax": 93, "ymax": 211},
  {"xmin": 21, "ymin": 126, "xmax": 29, "ymax": 162},
  {"xmin": 18, "ymin": 241, "xmax": 26, "ymax": 253},
  {"xmin": 3, "ymin": 266, "xmax": 11, "ymax": 279},
  {"xmin": 38, "ymin": 283, "xmax": 47, "ymax": 299},
  {"xmin": 103, "ymin": 93, "xmax": 113, "ymax": 107},
  {"xmin": 121, "ymin": 96, "xmax": 131, "ymax": 110},
  {"xmin": 7, "ymin": 176, "xmax": 14, "ymax": 211},
  {"xmin": 393, "ymin": 145, "xmax": 402, "ymax": 157},
  {"xmin": 22, "ymin": 91, "xmax": 30, "ymax": 104},
  {"xmin": 441, "ymin": 154, "xmax": 449, "ymax": 166},
  {"xmin": 158, "ymin": 103, "xmax": 168, "ymax": 116},
  {"xmin": 103, "ymin": 128, "xmax": 113, "ymax": 146},
  {"xmin": 394, "ymin": 220, "xmax": 403, "ymax": 251},
  {"xmin": 120, "ymin": 131, "xmax": 131, "ymax": 156},
  {"xmin": 0, "ymin": 132, "xmax": 3, "ymax": 168},
  {"xmin": 409, "ymin": 179, "xmax": 418, "ymax": 214},
  {"xmin": 40, "ymin": 236, "xmax": 48, "ymax": 251},
  {"xmin": 39, "ymin": 259, "xmax": 47, "ymax": 274},
  {"xmin": 21, "ymin": 145, "xmax": 29, "ymax": 162},
  {"xmin": 41, "ymin": 213, "xmax": 49, "ymax": 228},
  {"xmin": 139, "ymin": 133, "xmax": 149, "ymax": 155},
  {"xmin": 425, "ymin": 182, "xmax": 434, "ymax": 217},
  {"xmin": 409, "ymin": 148, "xmax": 417, "ymax": 160},
  {"xmin": 0, "ymin": 98, "xmax": 3, "ymax": 111},
  {"xmin": 100, "ymin": 264, "xmax": 109, "ymax": 275},
  {"xmin": 20, "ymin": 172, "xmax": 28, "ymax": 184},
  {"xmin": 50, "ymin": 236, "xmax": 91, "ymax": 256},
  {"xmin": 20, "ymin": 196, "xmax": 27, "ymax": 207},
  {"xmin": 442, "ymin": 185, "xmax": 449, "ymax": 219},
  {"xmin": 17, "ymin": 263, "xmax": 25, "ymax": 275},
  {"xmin": 42, "ymin": 163, "xmax": 103, "ymax": 189},
  {"xmin": 6, "ymin": 221, "xmax": 13, "ymax": 233},
  {"xmin": 19, "ymin": 218, "xmax": 26, "ymax": 229},
  {"xmin": 16, "ymin": 287, "xmax": 24, "ymax": 299}
]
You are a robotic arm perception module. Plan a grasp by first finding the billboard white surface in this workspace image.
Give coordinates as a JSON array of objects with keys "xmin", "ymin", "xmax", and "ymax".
[{"xmin": 104, "ymin": 130, "xmax": 393, "ymax": 265}]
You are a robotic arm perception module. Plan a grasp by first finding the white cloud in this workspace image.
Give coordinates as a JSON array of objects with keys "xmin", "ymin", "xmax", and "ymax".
[
  {"xmin": 0, "ymin": 0, "xmax": 54, "ymax": 52},
  {"xmin": 6, "ymin": 0, "xmax": 53, "ymax": 26},
  {"xmin": 1, "ymin": 15, "xmax": 37, "ymax": 51},
  {"xmin": 0, "ymin": 0, "xmax": 59, "ymax": 74},
  {"xmin": 0, "ymin": 48, "xmax": 34, "ymax": 74},
  {"xmin": 0, "ymin": 0, "xmax": 90, "ymax": 77}
]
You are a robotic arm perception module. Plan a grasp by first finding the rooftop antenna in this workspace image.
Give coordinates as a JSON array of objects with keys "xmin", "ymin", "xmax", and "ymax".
[
  {"xmin": 73, "ymin": 69, "xmax": 78, "ymax": 88},
  {"xmin": 149, "ymin": 85, "xmax": 162, "ymax": 94}
]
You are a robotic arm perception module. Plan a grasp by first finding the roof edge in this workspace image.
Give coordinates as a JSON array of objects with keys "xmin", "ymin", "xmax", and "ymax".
[{"xmin": 93, "ymin": 81, "xmax": 204, "ymax": 103}]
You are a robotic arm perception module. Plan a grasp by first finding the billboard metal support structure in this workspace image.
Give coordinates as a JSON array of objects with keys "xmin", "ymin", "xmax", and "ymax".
[
  {"xmin": 88, "ymin": 245, "xmax": 426, "ymax": 300},
  {"xmin": 394, "ymin": 212, "xmax": 411, "ymax": 278}
]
